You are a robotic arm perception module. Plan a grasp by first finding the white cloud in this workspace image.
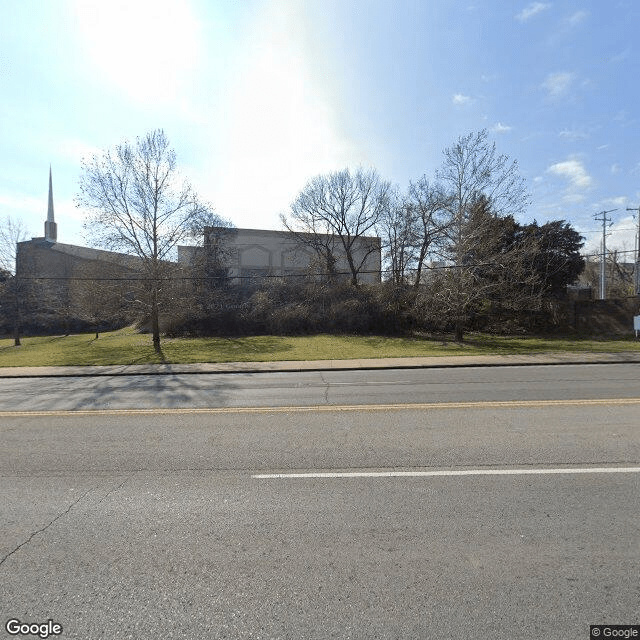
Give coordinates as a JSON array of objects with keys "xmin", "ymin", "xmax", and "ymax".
[
  {"xmin": 607, "ymin": 221, "xmax": 637, "ymax": 253},
  {"xmin": 562, "ymin": 192, "xmax": 586, "ymax": 205},
  {"xmin": 559, "ymin": 129, "xmax": 587, "ymax": 140},
  {"xmin": 568, "ymin": 10, "xmax": 589, "ymax": 26},
  {"xmin": 547, "ymin": 158, "xmax": 593, "ymax": 189},
  {"xmin": 610, "ymin": 49, "xmax": 630, "ymax": 64},
  {"xmin": 600, "ymin": 196, "xmax": 629, "ymax": 209},
  {"xmin": 452, "ymin": 93, "xmax": 472, "ymax": 105},
  {"xmin": 490, "ymin": 122, "xmax": 512, "ymax": 134},
  {"xmin": 516, "ymin": 3, "xmax": 551, "ymax": 22},
  {"xmin": 611, "ymin": 110, "xmax": 638, "ymax": 127},
  {"xmin": 542, "ymin": 72, "xmax": 575, "ymax": 98},
  {"xmin": 584, "ymin": 214, "xmax": 636, "ymax": 254},
  {"xmin": 610, "ymin": 164, "xmax": 622, "ymax": 175}
]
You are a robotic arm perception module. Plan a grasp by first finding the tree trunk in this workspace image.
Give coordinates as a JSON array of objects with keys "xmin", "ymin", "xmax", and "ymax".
[
  {"xmin": 454, "ymin": 320, "xmax": 464, "ymax": 342},
  {"xmin": 151, "ymin": 289, "xmax": 161, "ymax": 353},
  {"xmin": 152, "ymin": 310, "xmax": 161, "ymax": 353},
  {"xmin": 12, "ymin": 288, "xmax": 21, "ymax": 346},
  {"xmin": 344, "ymin": 248, "xmax": 359, "ymax": 288},
  {"xmin": 413, "ymin": 244, "xmax": 428, "ymax": 288}
]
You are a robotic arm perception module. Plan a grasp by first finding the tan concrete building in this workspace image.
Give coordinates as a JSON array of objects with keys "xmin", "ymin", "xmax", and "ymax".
[{"xmin": 194, "ymin": 227, "xmax": 382, "ymax": 285}]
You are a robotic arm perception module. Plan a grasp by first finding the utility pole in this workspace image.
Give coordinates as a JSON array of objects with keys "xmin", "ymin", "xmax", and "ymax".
[
  {"xmin": 626, "ymin": 204, "xmax": 640, "ymax": 295},
  {"xmin": 593, "ymin": 209, "xmax": 617, "ymax": 300}
]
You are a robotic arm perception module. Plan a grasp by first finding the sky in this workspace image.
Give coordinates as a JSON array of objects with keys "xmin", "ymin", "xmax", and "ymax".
[{"xmin": 1, "ymin": 0, "xmax": 639, "ymax": 260}]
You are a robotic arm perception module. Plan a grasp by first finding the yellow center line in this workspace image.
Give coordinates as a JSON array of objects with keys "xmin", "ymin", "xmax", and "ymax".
[{"xmin": 1, "ymin": 397, "xmax": 640, "ymax": 417}]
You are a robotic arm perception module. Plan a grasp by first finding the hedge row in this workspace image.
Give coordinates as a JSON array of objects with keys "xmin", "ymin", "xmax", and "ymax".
[{"xmin": 165, "ymin": 280, "xmax": 551, "ymax": 337}]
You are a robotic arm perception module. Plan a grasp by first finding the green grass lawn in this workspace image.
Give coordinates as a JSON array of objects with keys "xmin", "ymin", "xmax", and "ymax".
[{"xmin": 1, "ymin": 326, "xmax": 639, "ymax": 367}]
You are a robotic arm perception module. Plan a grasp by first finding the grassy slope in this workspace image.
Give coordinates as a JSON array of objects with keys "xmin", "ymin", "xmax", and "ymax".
[{"xmin": 1, "ymin": 327, "xmax": 640, "ymax": 367}]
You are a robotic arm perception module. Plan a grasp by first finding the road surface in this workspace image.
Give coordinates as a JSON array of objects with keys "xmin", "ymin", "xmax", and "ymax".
[
  {"xmin": 1, "ymin": 364, "xmax": 639, "ymax": 639},
  {"xmin": 0, "ymin": 362, "xmax": 639, "ymax": 411}
]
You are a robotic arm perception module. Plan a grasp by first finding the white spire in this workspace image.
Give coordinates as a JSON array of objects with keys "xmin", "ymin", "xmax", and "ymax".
[
  {"xmin": 44, "ymin": 165, "xmax": 57, "ymax": 241},
  {"xmin": 47, "ymin": 165, "xmax": 55, "ymax": 222}
]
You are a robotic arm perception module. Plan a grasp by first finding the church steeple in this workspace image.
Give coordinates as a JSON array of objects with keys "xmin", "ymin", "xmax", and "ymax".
[{"xmin": 44, "ymin": 165, "xmax": 57, "ymax": 242}]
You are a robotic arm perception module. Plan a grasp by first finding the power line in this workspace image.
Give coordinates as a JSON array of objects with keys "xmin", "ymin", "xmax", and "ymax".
[
  {"xmin": 582, "ymin": 248, "xmax": 636, "ymax": 259},
  {"xmin": 12, "ymin": 253, "xmax": 615, "ymax": 283},
  {"xmin": 575, "ymin": 227, "xmax": 637, "ymax": 233}
]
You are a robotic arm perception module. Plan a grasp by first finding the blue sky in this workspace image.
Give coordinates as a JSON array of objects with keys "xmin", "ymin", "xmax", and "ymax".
[{"xmin": 1, "ymin": 0, "xmax": 639, "ymax": 258}]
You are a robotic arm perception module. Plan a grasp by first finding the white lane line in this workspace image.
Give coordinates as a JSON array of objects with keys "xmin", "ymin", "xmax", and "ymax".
[{"xmin": 252, "ymin": 467, "xmax": 640, "ymax": 479}]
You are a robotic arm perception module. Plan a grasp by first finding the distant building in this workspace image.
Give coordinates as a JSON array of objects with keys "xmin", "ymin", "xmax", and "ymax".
[
  {"xmin": 19, "ymin": 172, "xmax": 381, "ymax": 289},
  {"xmin": 16, "ymin": 169, "xmax": 146, "ymax": 299},
  {"xmin": 15, "ymin": 170, "xmax": 382, "ymax": 330},
  {"xmin": 199, "ymin": 226, "xmax": 382, "ymax": 285}
]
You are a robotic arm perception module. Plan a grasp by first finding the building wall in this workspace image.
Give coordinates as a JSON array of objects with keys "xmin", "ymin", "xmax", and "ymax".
[
  {"xmin": 15, "ymin": 238, "xmax": 146, "ymax": 323},
  {"xmin": 18, "ymin": 228, "xmax": 382, "ymax": 285},
  {"xmin": 16, "ymin": 238, "xmax": 145, "ymax": 280},
  {"xmin": 203, "ymin": 227, "xmax": 381, "ymax": 284}
]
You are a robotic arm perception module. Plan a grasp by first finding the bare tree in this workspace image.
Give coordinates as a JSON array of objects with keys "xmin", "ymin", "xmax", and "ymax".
[
  {"xmin": 379, "ymin": 178, "xmax": 450, "ymax": 286},
  {"xmin": 0, "ymin": 216, "xmax": 30, "ymax": 345},
  {"xmin": 186, "ymin": 211, "xmax": 236, "ymax": 296},
  {"xmin": 71, "ymin": 259, "xmax": 136, "ymax": 338},
  {"xmin": 77, "ymin": 129, "xmax": 214, "ymax": 352},
  {"xmin": 434, "ymin": 130, "xmax": 530, "ymax": 340},
  {"xmin": 405, "ymin": 177, "xmax": 450, "ymax": 287},
  {"xmin": 380, "ymin": 187, "xmax": 416, "ymax": 285},
  {"xmin": 582, "ymin": 246, "xmax": 635, "ymax": 298},
  {"xmin": 607, "ymin": 248, "xmax": 635, "ymax": 297},
  {"xmin": 169, "ymin": 209, "xmax": 237, "ymax": 321},
  {"xmin": 281, "ymin": 167, "xmax": 390, "ymax": 286}
]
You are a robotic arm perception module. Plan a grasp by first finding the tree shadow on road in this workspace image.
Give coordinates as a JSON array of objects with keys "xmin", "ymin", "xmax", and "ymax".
[{"xmin": 3, "ymin": 371, "xmax": 241, "ymax": 412}]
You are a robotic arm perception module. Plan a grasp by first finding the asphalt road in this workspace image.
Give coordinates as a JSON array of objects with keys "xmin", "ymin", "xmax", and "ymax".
[
  {"xmin": 1, "ymin": 362, "xmax": 640, "ymax": 411},
  {"xmin": 1, "ymin": 365, "xmax": 639, "ymax": 639}
]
